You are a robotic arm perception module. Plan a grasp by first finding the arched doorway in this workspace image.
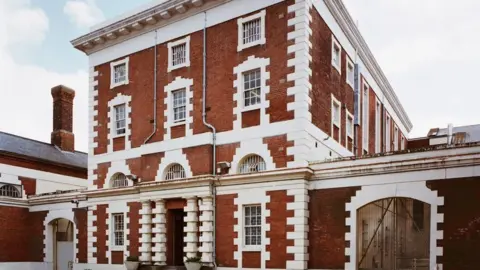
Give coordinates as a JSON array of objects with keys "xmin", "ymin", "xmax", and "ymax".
[
  {"xmin": 357, "ymin": 198, "xmax": 430, "ymax": 270},
  {"xmin": 49, "ymin": 218, "xmax": 74, "ymax": 270}
]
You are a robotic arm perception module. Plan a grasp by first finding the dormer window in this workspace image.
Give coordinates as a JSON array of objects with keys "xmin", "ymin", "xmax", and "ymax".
[
  {"xmin": 168, "ymin": 36, "xmax": 190, "ymax": 72},
  {"xmin": 237, "ymin": 10, "xmax": 266, "ymax": 51},
  {"xmin": 110, "ymin": 57, "xmax": 129, "ymax": 89}
]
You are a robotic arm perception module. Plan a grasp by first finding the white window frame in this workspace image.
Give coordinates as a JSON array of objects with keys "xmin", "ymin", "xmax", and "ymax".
[
  {"xmin": 237, "ymin": 10, "xmax": 266, "ymax": 52},
  {"xmin": 394, "ymin": 125, "xmax": 399, "ymax": 151},
  {"xmin": 331, "ymin": 94, "xmax": 341, "ymax": 127},
  {"xmin": 111, "ymin": 213, "xmax": 125, "ymax": 251},
  {"xmin": 331, "ymin": 36, "xmax": 342, "ymax": 73},
  {"xmin": 386, "ymin": 113, "xmax": 391, "ymax": 152},
  {"xmin": 238, "ymin": 154, "xmax": 267, "ymax": 174},
  {"xmin": 242, "ymin": 68, "xmax": 262, "ymax": 110},
  {"xmin": 346, "ymin": 57, "xmax": 354, "ymax": 88},
  {"xmin": 362, "ymin": 81, "xmax": 369, "ymax": 152},
  {"xmin": 375, "ymin": 99, "xmax": 382, "ymax": 153},
  {"xmin": 243, "ymin": 204, "xmax": 262, "ymax": 251},
  {"xmin": 346, "ymin": 110, "xmax": 354, "ymax": 153},
  {"xmin": 401, "ymin": 135, "xmax": 406, "ymax": 150},
  {"xmin": 164, "ymin": 163, "xmax": 186, "ymax": 180},
  {"xmin": 114, "ymin": 104, "xmax": 126, "ymax": 136},
  {"xmin": 107, "ymin": 94, "xmax": 132, "ymax": 152},
  {"xmin": 168, "ymin": 36, "xmax": 191, "ymax": 72},
  {"xmin": 172, "ymin": 88, "xmax": 187, "ymax": 124},
  {"xmin": 110, "ymin": 57, "xmax": 129, "ymax": 89}
]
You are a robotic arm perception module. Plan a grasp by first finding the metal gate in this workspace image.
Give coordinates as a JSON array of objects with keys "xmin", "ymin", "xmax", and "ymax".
[{"xmin": 357, "ymin": 198, "xmax": 430, "ymax": 270}]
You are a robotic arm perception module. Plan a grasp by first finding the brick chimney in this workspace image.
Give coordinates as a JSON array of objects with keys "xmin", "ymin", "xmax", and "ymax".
[{"xmin": 51, "ymin": 85, "xmax": 75, "ymax": 152}]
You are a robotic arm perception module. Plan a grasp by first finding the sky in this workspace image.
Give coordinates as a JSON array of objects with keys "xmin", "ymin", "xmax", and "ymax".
[{"xmin": 0, "ymin": 0, "xmax": 477, "ymax": 152}]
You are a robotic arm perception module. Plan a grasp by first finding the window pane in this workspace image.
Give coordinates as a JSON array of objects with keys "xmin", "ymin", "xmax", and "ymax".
[{"xmin": 243, "ymin": 18, "xmax": 261, "ymax": 44}]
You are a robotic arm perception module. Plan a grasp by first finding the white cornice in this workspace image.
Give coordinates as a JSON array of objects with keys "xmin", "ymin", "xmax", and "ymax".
[
  {"xmin": 71, "ymin": 0, "xmax": 227, "ymax": 54},
  {"xmin": 322, "ymin": 0, "xmax": 413, "ymax": 132}
]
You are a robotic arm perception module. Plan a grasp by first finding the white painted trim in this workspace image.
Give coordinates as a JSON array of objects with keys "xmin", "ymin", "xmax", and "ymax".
[
  {"xmin": 331, "ymin": 35, "xmax": 341, "ymax": 74},
  {"xmin": 345, "ymin": 109, "xmax": 354, "ymax": 149},
  {"xmin": 167, "ymin": 36, "xmax": 191, "ymax": 72},
  {"xmin": 110, "ymin": 57, "xmax": 129, "ymax": 89},
  {"xmin": 164, "ymin": 77, "xmax": 194, "ymax": 140},
  {"xmin": 375, "ymin": 98, "xmax": 381, "ymax": 153},
  {"xmin": 346, "ymin": 56, "xmax": 354, "ymax": 89},
  {"xmin": 362, "ymin": 80, "xmax": 369, "ymax": 152},
  {"xmin": 107, "ymin": 94, "xmax": 132, "ymax": 153},
  {"xmin": 394, "ymin": 124, "xmax": 399, "ymax": 151},
  {"xmin": 107, "ymin": 201, "xmax": 128, "ymax": 261},
  {"xmin": 43, "ymin": 209, "xmax": 75, "ymax": 264},
  {"xmin": 155, "ymin": 149, "xmax": 193, "ymax": 181},
  {"xmin": 331, "ymin": 94, "xmax": 341, "ymax": 145},
  {"xmin": 385, "ymin": 112, "xmax": 391, "ymax": 152},
  {"xmin": 237, "ymin": 10, "xmax": 266, "ymax": 52},
  {"xmin": 89, "ymin": 68, "xmax": 99, "ymax": 156},
  {"xmin": 105, "ymin": 160, "xmax": 133, "ymax": 188},
  {"xmin": 233, "ymin": 56, "xmax": 270, "ymax": 130},
  {"xmin": 230, "ymin": 138, "xmax": 275, "ymax": 174},
  {"xmin": 345, "ymin": 182, "xmax": 443, "ymax": 270}
]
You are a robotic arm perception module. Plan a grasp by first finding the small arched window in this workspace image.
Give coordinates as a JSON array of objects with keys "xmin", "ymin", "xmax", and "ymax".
[
  {"xmin": 111, "ymin": 173, "xmax": 128, "ymax": 188},
  {"xmin": 165, "ymin": 164, "xmax": 186, "ymax": 180},
  {"xmin": 238, "ymin": 155, "xmax": 266, "ymax": 174},
  {"xmin": 0, "ymin": 185, "xmax": 21, "ymax": 198}
]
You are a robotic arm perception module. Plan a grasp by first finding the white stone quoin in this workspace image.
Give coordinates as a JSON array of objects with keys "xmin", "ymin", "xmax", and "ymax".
[
  {"xmin": 184, "ymin": 197, "xmax": 199, "ymax": 260},
  {"xmin": 199, "ymin": 197, "xmax": 214, "ymax": 264},
  {"xmin": 152, "ymin": 199, "xmax": 167, "ymax": 265},
  {"xmin": 139, "ymin": 201, "xmax": 153, "ymax": 263}
]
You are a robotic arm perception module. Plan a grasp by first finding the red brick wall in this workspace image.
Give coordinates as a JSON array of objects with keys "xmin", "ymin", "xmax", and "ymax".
[
  {"xmin": 74, "ymin": 208, "xmax": 88, "ymax": 263},
  {"xmin": 215, "ymin": 194, "xmax": 238, "ymax": 267},
  {"xmin": 242, "ymin": 110, "xmax": 261, "ymax": 128},
  {"xmin": 368, "ymin": 88, "xmax": 377, "ymax": 153},
  {"xmin": 111, "ymin": 251, "xmax": 124, "ymax": 264},
  {"xmin": 94, "ymin": 204, "xmax": 108, "ymax": 264},
  {"xmin": 112, "ymin": 137, "xmax": 125, "ymax": 152},
  {"xmin": 19, "ymin": 177, "xmax": 36, "ymax": 196},
  {"xmin": 242, "ymin": 252, "xmax": 261, "ymax": 268},
  {"xmin": 309, "ymin": 187, "xmax": 360, "ymax": 269},
  {"xmin": 266, "ymin": 190, "xmax": 294, "ymax": 268},
  {"xmin": 428, "ymin": 177, "xmax": 480, "ymax": 270},
  {"xmin": 127, "ymin": 202, "xmax": 141, "ymax": 257},
  {"xmin": 94, "ymin": 162, "xmax": 111, "ymax": 189},
  {"xmin": 263, "ymin": 135, "xmax": 293, "ymax": 168},
  {"xmin": 92, "ymin": 2, "xmax": 292, "ymax": 156},
  {"xmin": 311, "ymin": 8, "xmax": 355, "ymax": 148},
  {"xmin": 0, "ymin": 206, "xmax": 46, "ymax": 262},
  {"xmin": 127, "ymin": 153, "xmax": 163, "ymax": 182}
]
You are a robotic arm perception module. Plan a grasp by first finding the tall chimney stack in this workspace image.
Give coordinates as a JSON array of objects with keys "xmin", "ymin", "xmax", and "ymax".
[{"xmin": 51, "ymin": 85, "xmax": 75, "ymax": 152}]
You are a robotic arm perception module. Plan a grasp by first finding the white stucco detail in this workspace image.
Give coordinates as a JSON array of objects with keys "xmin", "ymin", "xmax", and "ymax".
[
  {"xmin": 87, "ymin": 205, "xmax": 97, "ymax": 263},
  {"xmin": 184, "ymin": 197, "xmax": 199, "ymax": 260},
  {"xmin": 233, "ymin": 189, "xmax": 271, "ymax": 269},
  {"xmin": 199, "ymin": 197, "xmax": 214, "ymax": 264},
  {"xmin": 155, "ymin": 149, "xmax": 193, "ymax": 181},
  {"xmin": 164, "ymin": 77, "xmax": 194, "ymax": 140},
  {"xmin": 107, "ymin": 94, "xmax": 132, "ymax": 153},
  {"xmin": 233, "ymin": 56, "xmax": 270, "ymax": 130},
  {"xmin": 139, "ymin": 201, "xmax": 153, "ymax": 263},
  {"xmin": 105, "ymin": 160, "xmax": 133, "ymax": 188},
  {"xmin": 89, "ymin": 68, "xmax": 99, "ymax": 156},
  {"xmin": 286, "ymin": 183, "xmax": 310, "ymax": 270},
  {"xmin": 43, "ymin": 209, "xmax": 75, "ymax": 263},
  {"xmin": 345, "ymin": 181, "xmax": 444, "ymax": 270},
  {"xmin": 152, "ymin": 199, "xmax": 167, "ymax": 265},
  {"xmin": 230, "ymin": 138, "xmax": 275, "ymax": 174}
]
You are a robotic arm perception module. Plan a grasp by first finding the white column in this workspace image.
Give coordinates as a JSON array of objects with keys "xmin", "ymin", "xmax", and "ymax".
[
  {"xmin": 199, "ymin": 197, "xmax": 214, "ymax": 264},
  {"xmin": 184, "ymin": 197, "xmax": 199, "ymax": 260},
  {"xmin": 139, "ymin": 200, "xmax": 152, "ymax": 263},
  {"xmin": 152, "ymin": 199, "xmax": 167, "ymax": 265}
]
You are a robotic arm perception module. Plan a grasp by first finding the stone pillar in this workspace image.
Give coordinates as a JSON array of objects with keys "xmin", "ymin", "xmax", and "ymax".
[
  {"xmin": 199, "ymin": 197, "xmax": 214, "ymax": 264},
  {"xmin": 139, "ymin": 200, "xmax": 152, "ymax": 263},
  {"xmin": 152, "ymin": 199, "xmax": 167, "ymax": 265},
  {"xmin": 184, "ymin": 197, "xmax": 199, "ymax": 260}
]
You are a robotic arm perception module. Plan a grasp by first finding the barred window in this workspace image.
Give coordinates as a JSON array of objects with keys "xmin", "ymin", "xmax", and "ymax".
[
  {"xmin": 243, "ymin": 69, "xmax": 261, "ymax": 107},
  {"xmin": 114, "ymin": 63, "xmax": 126, "ymax": 84},
  {"xmin": 172, "ymin": 43, "xmax": 186, "ymax": 67},
  {"xmin": 111, "ymin": 173, "xmax": 128, "ymax": 188},
  {"xmin": 112, "ymin": 214, "xmax": 124, "ymax": 246},
  {"xmin": 165, "ymin": 164, "xmax": 186, "ymax": 180},
  {"xmin": 238, "ymin": 155, "xmax": 266, "ymax": 174},
  {"xmin": 115, "ymin": 104, "xmax": 126, "ymax": 135},
  {"xmin": 172, "ymin": 89, "xmax": 186, "ymax": 122},
  {"xmin": 244, "ymin": 205, "xmax": 262, "ymax": 246},
  {"xmin": 0, "ymin": 185, "xmax": 20, "ymax": 198},
  {"xmin": 242, "ymin": 18, "xmax": 261, "ymax": 45}
]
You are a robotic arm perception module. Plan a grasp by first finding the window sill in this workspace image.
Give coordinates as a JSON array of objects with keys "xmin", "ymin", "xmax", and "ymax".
[
  {"xmin": 242, "ymin": 104, "xmax": 262, "ymax": 113},
  {"xmin": 332, "ymin": 62, "xmax": 341, "ymax": 74},
  {"xmin": 333, "ymin": 122, "xmax": 340, "ymax": 128},
  {"xmin": 168, "ymin": 61, "xmax": 190, "ymax": 73},
  {"xmin": 171, "ymin": 121, "xmax": 186, "ymax": 127},
  {"xmin": 110, "ymin": 80, "xmax": 129, "ymax": 90},
  {"xmin": 237, "ymin": 38, "xmax": 266, "ymax": 52},
  {"xmin": 110, "ymin": 245, "xmax": 124, "ymax": 251},
  {"xmin": 346, "ymin": 80, "xmax": 354, "ymax": 89},
  {"xmin": 243, "ymin": 245, "xmax": 262, "ymax": 252},
  {"xmin": 112, "ymin": 132, "xmax": 126, "ymax": 139}
]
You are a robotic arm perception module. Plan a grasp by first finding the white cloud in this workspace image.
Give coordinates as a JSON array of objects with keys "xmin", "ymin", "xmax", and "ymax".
[
  {"xmin": 63, "ymin": 0, "xmax": 105, "ymax": 29},
  {"xmin": 0, "ymin": 0, "xmax": 88, "ymax": 151},
  {"xmin": 343, "ymin": 0, "xmax": 479, "ymax": 137}
]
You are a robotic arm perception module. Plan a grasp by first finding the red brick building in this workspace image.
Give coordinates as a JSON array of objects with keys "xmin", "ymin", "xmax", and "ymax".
[{"xmin": 2, "ymin": 1, "xmax": 479, "ymax": 270}]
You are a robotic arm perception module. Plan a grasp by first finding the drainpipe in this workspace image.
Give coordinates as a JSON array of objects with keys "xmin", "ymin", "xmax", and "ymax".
[
  {"xmin": 144, "ymin": 30, "xmax": 158, "ymax": 144},
  {"xmin": 203, "ymin": 11, "xmax": 218, "ymax": 268}
]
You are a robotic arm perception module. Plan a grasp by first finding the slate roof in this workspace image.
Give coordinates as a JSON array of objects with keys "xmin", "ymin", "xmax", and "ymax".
[{"xmin": 0, "ymin": 131, "xmax": 87, "ymax": 169}]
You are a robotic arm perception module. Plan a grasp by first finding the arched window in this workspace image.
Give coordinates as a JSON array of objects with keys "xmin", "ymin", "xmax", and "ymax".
[
  {"xmin": 0, "ymin": 185, "xmax": 21, "ymax": 198},
  {"xmin": 111, "ymin": 173, "xmax": 128, "ymax": 188},
  {"xmin": 238, "ymin": 155, "xmax": 266, "ymax": 174},
  {"xmin": 165, "ymin": 164, "xmax": 186, "ymax": 180}
]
